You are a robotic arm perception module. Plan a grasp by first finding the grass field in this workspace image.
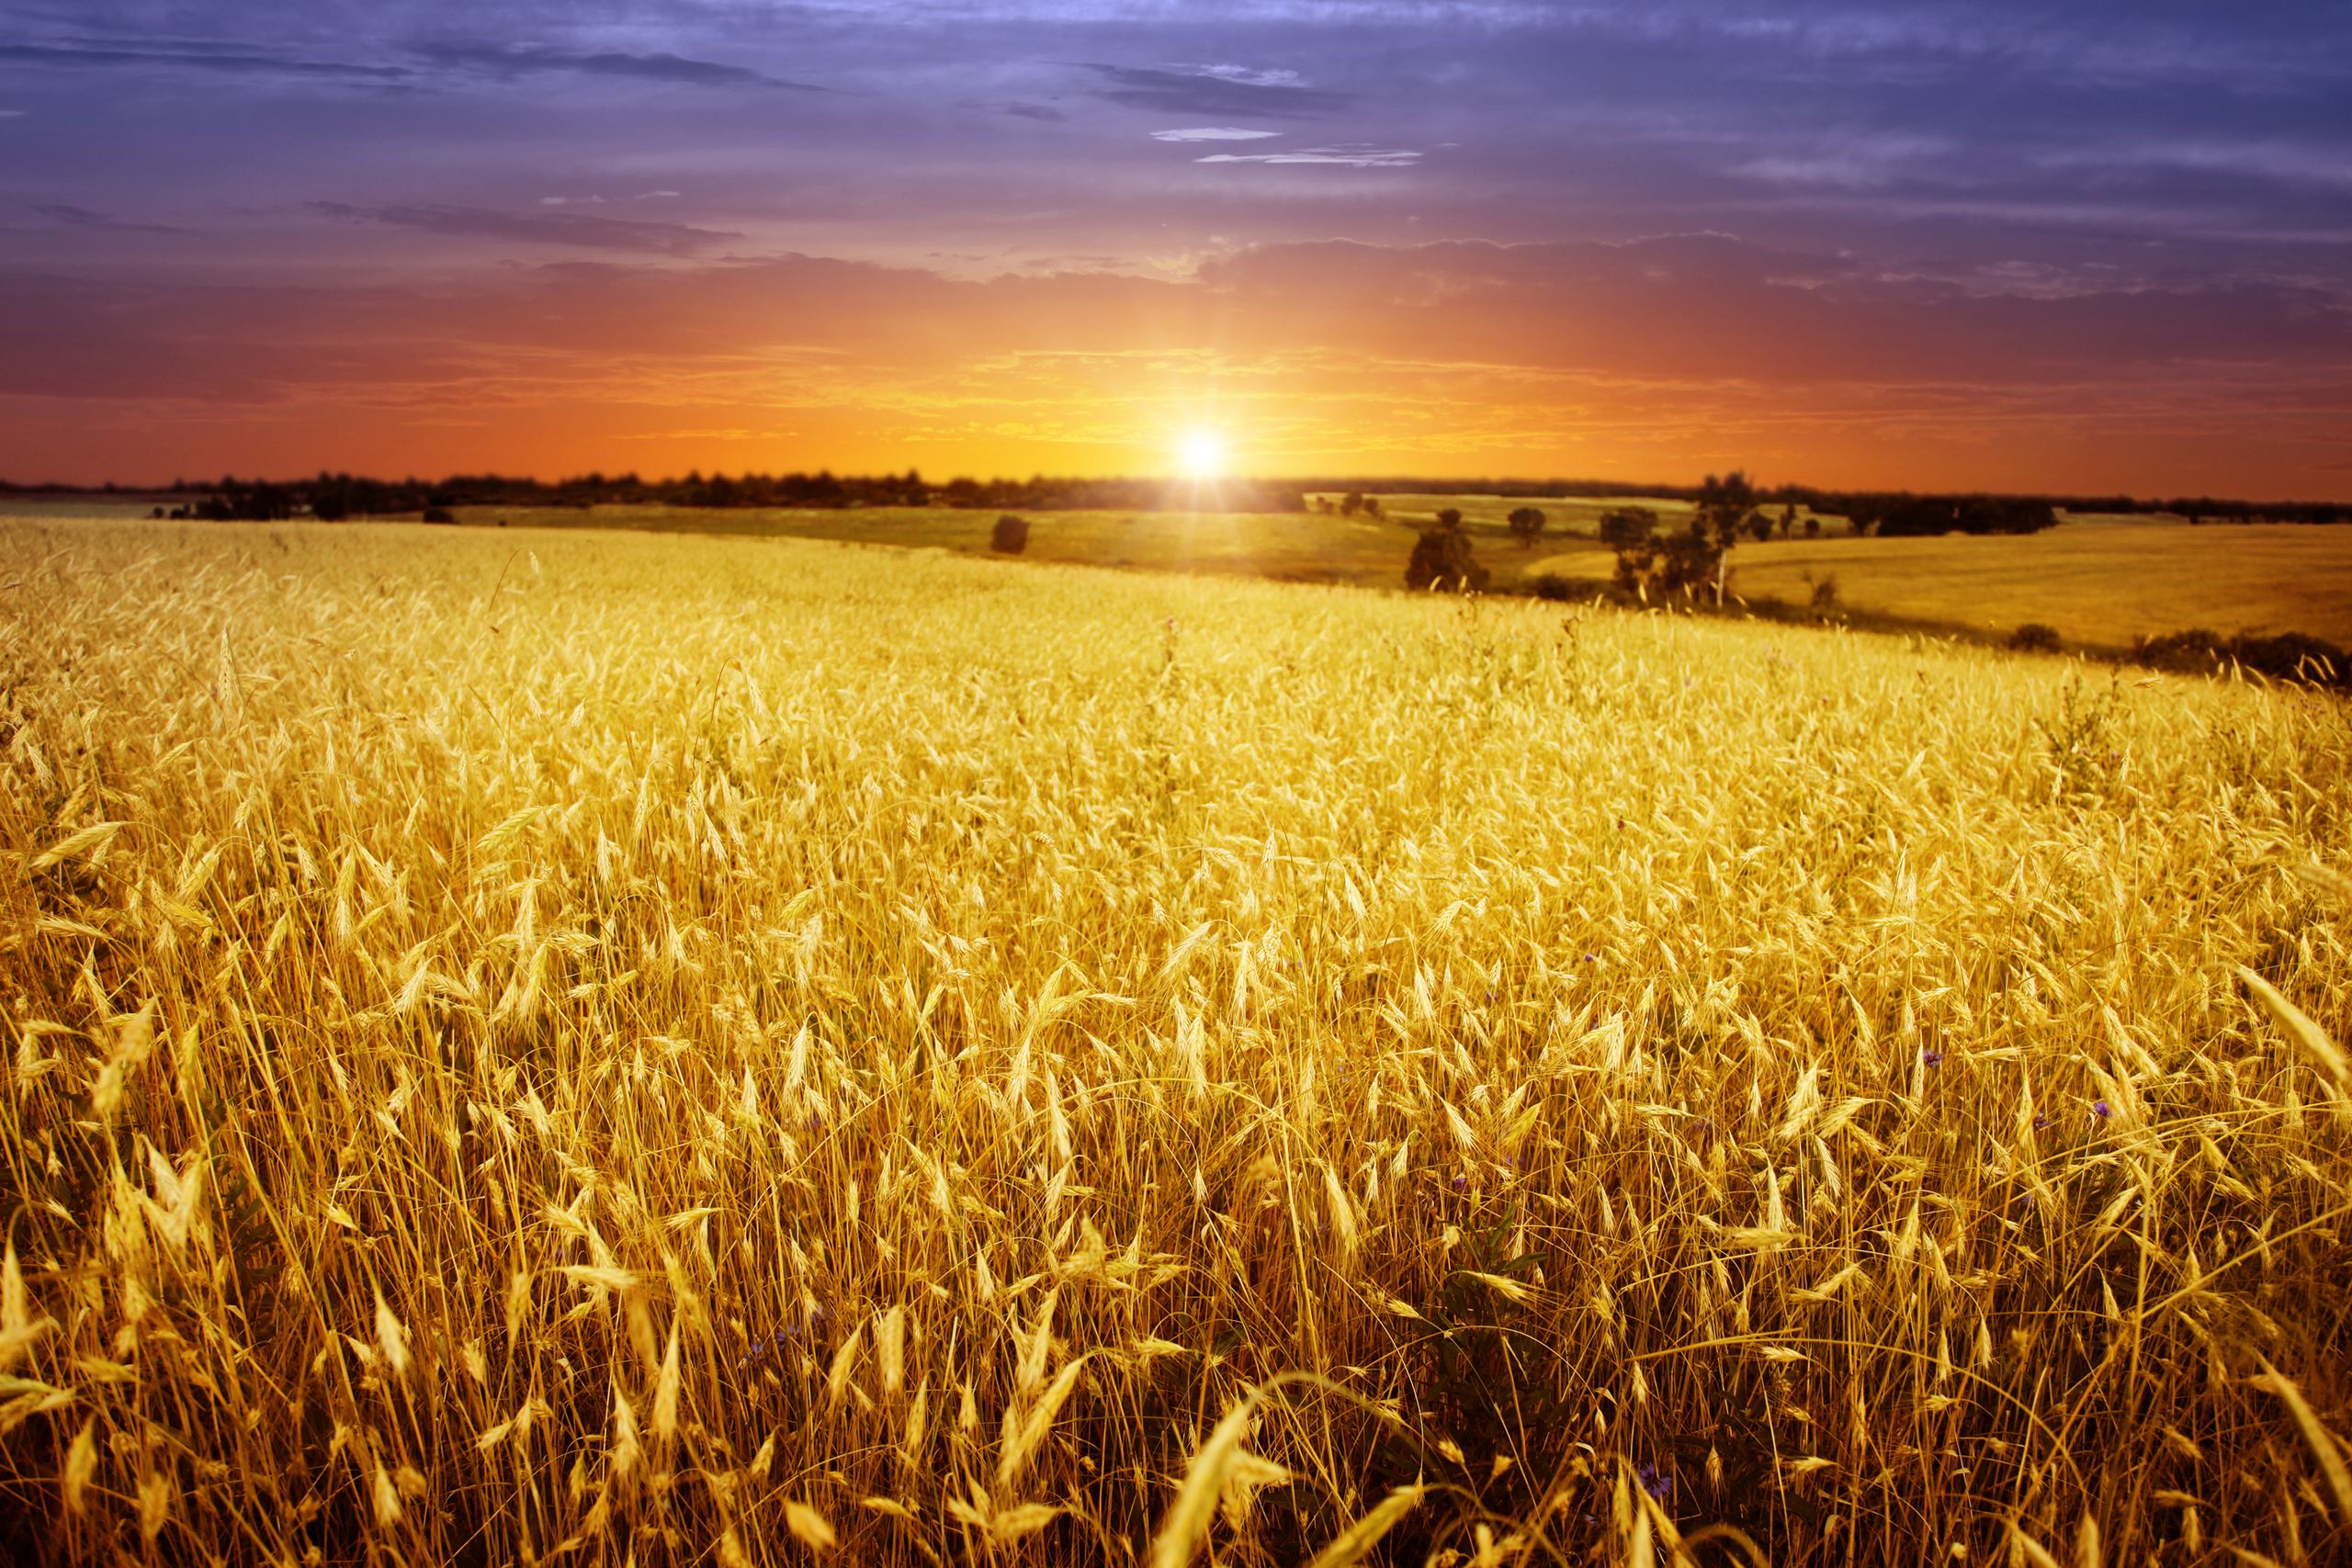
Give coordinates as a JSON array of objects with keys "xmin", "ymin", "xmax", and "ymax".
[
  {"xmin": 458, "ymin": 500, "xmax": 1623, "ymax": 592},
  {"xmin": 11, "ymin": 494, "xmax": 2350, "ymax": 656},
  {"xmin": 1529, "ymin": 520, "xmax": 2352, "ymax": 650},
  {"xmin": 2, "ymin": 517, "xmax": 2346, "ymax": 1565}
]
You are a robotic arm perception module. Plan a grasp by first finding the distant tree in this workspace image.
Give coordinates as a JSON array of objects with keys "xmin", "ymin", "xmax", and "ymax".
[
  {"xmin": 1406, "ymin": 509, "xmax": 1488, "ymax": 592},
  {"xmin": 1340, "ymin": 491, "xmax": 1364, "ymax": 516},
  {"xmin": 1362, "ymin": 497, "xmax": 1383, "ymax": 519},
  {"xmin": 2009, "ymin": 623, "xmax": 2062, "ymax": 652},
  {"xmin": 1778, "ymin": 502, "xmax": 1797, "ymax": 539},
  {"xmin": 1599, "ymin": 506, "xmax": 1662, "ymax": 592},
  {"xmin": 1691, "ymin": 470, "xmax": 1760, "ymax": 601},
  {"xmin": 1804, "ymin": 515, "xmax": 1822, "ymax": 538},
  {"xmin": 1599, "ymin": 502, "xmax": 1737, "ymax": 600},
  {"xmin": 1507, "ymin": 506, "xmax": 1547, "ymax": 548},
  {"xmin": 991, "ymin": 513, "xmax": 1030, "ymax": 554},
  {"xmin": 421, "ymin": 505, "xmax": 457, "ymax": 525}
]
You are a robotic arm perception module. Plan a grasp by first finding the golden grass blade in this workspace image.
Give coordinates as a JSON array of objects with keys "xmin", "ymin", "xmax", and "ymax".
[
  {"xmin": 1149, "ymin": 1402, "xmax": 1255, "ymax": 1568},
  {"xmin": 1303, "ymin": 1484, "xmax": 1425, "ymax": 1568},
  {"xmin": 783, "ymin": 1499, "xmax": 838, "ymax": 1552},
  {"xmin": 2236, "ymin": 966, "xmax": 2348, "ymax": 1085},
  {"xmin": 2253, "ymin": 1356, "xmax": 2352, "ymax": 1521},
  {"xmin": 62, "ymin": 1420, "xmax": 96, "ymax": 1514},
  {"xmin": 999, "ymin": 1354, "xmax": 1089, "ymax": 1485},
  {"xmin": 30, "ymin": 820, "xmax": 127, "ymax": 871}
]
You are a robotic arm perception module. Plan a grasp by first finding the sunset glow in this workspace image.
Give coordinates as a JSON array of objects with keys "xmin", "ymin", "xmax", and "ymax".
[
  {"xmin": 0, "ymin": 3, "xmax": 2346, "ymax": 496},
  {"xmin": 1178, "ymin": 430, "xmax": 1227, "ymax": 481}
]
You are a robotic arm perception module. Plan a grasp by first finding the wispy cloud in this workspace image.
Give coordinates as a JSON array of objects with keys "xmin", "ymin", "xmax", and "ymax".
[
  {"xmin": 32, "ymin": 203, "xmax": 185, "ymax": 235},
  {"xmin": 1152, "ymin": 127, "xmax": 1281, "ymax": 142},
  {"xmin": 1085, "ymin": 63, "xmax": 1347, "ymax": 118},
  {"xmin": 1198, "ymin": 146, "xmax": 1421, "ymax": 168},
  {"xmin": 410, "ymin": 41, "xmax": 824, "ymax": 91},
  {"xmin": 1186, "ymin": 64, "xmax": 1308, "ymax": 88},
  {"xmin": 0, "ymin": 39, "xmax": 407, "ymax": 81},
  {"xmin": 307, "ymin": 202, "xmax": 741, "ymax": 255}
]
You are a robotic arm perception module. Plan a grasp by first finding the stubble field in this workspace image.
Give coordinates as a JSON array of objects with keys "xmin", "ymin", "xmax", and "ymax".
[{"xmin": 1, "ymin": 519, "xmax": 2347, "ymax": 1566}]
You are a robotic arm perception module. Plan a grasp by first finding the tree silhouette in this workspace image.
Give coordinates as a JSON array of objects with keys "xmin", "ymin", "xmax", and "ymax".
[
  {"xmin": 1406, "ymin": 510, "xmax": 1488, "ymax": 592},
  {"xmin": 1508, "ymin": 507, "xmax": 1547, "ymax": 548}
]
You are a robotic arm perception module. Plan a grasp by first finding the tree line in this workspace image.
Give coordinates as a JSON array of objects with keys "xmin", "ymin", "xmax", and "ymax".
[
  {"xmin": 85, "ymin": 470, "xmax": 1312, "ymax": 521},
  {"xmin": 9, "ymin": 470, "xmax": 2346, "ymax": 526}
]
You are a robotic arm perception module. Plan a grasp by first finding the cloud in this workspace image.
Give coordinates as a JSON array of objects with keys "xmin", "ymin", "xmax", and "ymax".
[
  {"xmin": 994, "ymin": 101, "xmax": 1069, "ymax": 121},
  {"xmin": 307, "ymin": 202, "xmax": 741, "ymax": 255},
  {"xmin": 1085, "ymin": 63, "xmax": 1348, "ymax": 118},
  {"xmin": 32, "ymin": 203, "xmax": 185, "ymax": 235},
  {"xmin": 1198, "ymin": 146, "xmax": 1420, "ymax": 168},
  {"xmin": 410, "ymin": 41, "xmax": 823, "ymax": 91},
  {"xmin": 1187, "ymin": 64, "xmax": 1307, "ymax": 88},
  {"xmin": 0, "ymin": 40, "xmax": 408, "ymax": 81},
  {"xmin": 3, "ymin": 237, "xmax": 2348, "ymax": 494},
  {"xmin": 1152, "ymin": 128, "xmax": 1282, "ymax": 142},
  {"xmin": 0, "ymin": 109, "xmax": 25, "ymax": 118}
]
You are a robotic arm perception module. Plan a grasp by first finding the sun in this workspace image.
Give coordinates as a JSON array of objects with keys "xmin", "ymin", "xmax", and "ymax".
[{"xmin": 1178, "ymin": 429, "xmax": 1227, "ymax": 480}]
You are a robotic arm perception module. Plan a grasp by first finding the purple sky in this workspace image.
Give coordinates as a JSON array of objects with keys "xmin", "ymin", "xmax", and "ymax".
[{"xmin": 5, "ymin": 1, "xmax": 2351, "ymax": 493}]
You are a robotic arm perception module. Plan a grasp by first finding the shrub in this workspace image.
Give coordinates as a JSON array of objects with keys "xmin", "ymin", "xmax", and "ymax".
[
  {"xmin": 2009, "ymin": 622, "xmax": 2063, "ymax": 652},
  {"xmin": 421, "ymin": 506, "xmax": 458, "ymax": 525},
  {"xmin": 2132, "ymin": 627, "xmax": 2347, "ymax": 686},
  {"xmin": 1809, "ymin": 573, "xmax": 1840, "ymax": 609},
  {"xmin": 1405, "ymin": 525, "xmax": 1488, "ymax": 592},
  {"xmin": 1528, "ymin": 573, "xmax": 1577, "ymax": 602},
  {"xmin": 991, "ymin": 513, "xmax": 1029, "ymax": 555}
]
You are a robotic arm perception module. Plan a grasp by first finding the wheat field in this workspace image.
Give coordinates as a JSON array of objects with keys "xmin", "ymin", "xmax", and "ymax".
[{"xmin": 2, "ymin": 518, "xmax": 2348, "ymax": 1566}]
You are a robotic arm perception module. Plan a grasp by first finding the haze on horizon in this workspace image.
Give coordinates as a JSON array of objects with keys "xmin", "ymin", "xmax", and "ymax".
[{"xmin": 4, "ymin": 0, "xmax": 2351, "ymax": 499}]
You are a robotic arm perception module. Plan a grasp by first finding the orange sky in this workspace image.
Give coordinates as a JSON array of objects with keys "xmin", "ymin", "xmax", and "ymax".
[
  {"xmin": 6, "ymin": 3, "xmax": 2351, "ymax": 499},
  {"xmin": 6, "ymin": 242, "xmax": 2348, "ymax": 498}
]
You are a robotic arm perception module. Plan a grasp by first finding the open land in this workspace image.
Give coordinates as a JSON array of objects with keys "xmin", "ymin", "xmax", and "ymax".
[{"xmin": 0, "ymin": 518, "xmax": 2346, "ymax": 1565}]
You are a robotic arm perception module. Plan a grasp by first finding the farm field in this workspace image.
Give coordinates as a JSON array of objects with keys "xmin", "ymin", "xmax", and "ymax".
[
  {"xmin": 1533, "ymin": 520, "xmax": 2352, "ymax": 649},
  {"xmin": 2, "ymin": 518, "xmax": 2346, "ymax": 1565},
  {"xmin": 457, "ymin": 500, "xmax": 1615, "ymax": 592},
  {"xmin": 16, "ymin": 496, "xmax": 2349, "ymax": 657}
]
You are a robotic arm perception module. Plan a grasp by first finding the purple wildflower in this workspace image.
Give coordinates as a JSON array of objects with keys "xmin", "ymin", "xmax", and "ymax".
[
  {"xmin": 1637, "ymin": 1462, "xmax": 1673, "ymax": 1502},
  {"xmin": 2092, "ymin": 1100, "xmax": 2113, "ymax": 1121},
  {"xmin": 1923, "ymin": 1049, "xmax": 1945, "ymax": 1067}
]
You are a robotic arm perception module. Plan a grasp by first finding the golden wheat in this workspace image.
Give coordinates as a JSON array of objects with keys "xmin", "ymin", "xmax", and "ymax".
[{"xmin": 1, "ymin": 518, "xmax": 2347, "ymax": 1564}]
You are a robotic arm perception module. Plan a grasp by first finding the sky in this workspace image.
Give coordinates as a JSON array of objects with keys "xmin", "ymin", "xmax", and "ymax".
[{"xmin": 4, "ymin": 1, "xmax": 2351, "ymax": 497}]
